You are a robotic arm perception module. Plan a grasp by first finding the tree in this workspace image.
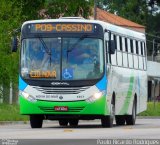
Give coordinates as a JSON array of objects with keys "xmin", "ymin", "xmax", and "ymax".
[
  {"xmin": 15, "ymin": 0, "xmax": 45, "ymax": 21},
  {"xmin": 0, "ymin": 0, "xmax": 93, "ymax": 104},
  {"xmin": 41, "ymin": 0, "xmax": 94, "ymax": 19},
  {"xmin": 97, "ymin": 0, "xmax": 148, "ymax": 25},
  {"xmin": 0, "ymin": 0, "xmax": 20, "ymax": 103},
  {"xmin": 97, "ymin": 0, "xmax": 160, "ymax": 56},
  {"xmin": 0, "ymin": 0, "xmax": 46, "ymax": 103}
]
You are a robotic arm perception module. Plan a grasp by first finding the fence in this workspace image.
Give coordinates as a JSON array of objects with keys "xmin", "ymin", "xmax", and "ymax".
[
  {"xmin": 0, "ymin": 82, "xmax": 18, "ymax": 104},
  {"xmin": 0, "ymin": 32, "xmax": 19, "ymax": 104}
]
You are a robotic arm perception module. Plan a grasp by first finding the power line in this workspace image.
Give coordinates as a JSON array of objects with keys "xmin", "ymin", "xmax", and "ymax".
[
  {"xmin": 146, "ymin": 39, "xmax": 160, "ymax": 45},
  {"xmin": 146, "ymin": 32, "xmax": 160, "ymax": 39}
]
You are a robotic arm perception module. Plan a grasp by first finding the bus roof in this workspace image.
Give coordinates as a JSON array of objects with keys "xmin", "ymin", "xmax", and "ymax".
[{"xmin": 22, "ymin": 18, "xmax": 145, "ymax": 40}]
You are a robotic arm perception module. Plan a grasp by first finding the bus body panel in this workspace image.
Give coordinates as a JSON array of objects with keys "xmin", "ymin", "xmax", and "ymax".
[
  {"xmin": 19, "ymin": 75, "xmax": 109, "ymax": 116},
  {"xmin": 19, "ymin": 95, "xmax": 108, "ymax": 115},
  {"xmin": 107, "ymin": 66, "xmax": 147, "ymax": 115}
]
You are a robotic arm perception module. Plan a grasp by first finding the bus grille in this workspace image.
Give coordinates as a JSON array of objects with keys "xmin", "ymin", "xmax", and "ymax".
[
  {"xmin": 33, "ymin": 86, "xmax": 90, "ymax": 94},
  {"xmin": 38, "ymin": 106, "xmax": 85, "ymax": 113}
]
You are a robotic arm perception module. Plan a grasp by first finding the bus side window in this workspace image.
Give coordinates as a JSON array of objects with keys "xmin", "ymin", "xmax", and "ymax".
[
  {"xmin": 136, "ymin": 40, "xmax": 139, "ymax": 69},
  {"xmin": 105, "ymin": 32, "xmax": 110, "ymax": 64},
  {"xmin": 128, "ymin": 38, "xmax": 133, "ymax": 68},
  {"xmin": 125, "ymin": 38, "xmax": 128, "ymax": 52},
  {"xmin": 141, "ymin": 42, "xmax": 143, "ymax": 55},
  {"xmin": 133, "ymin": 40, "xmax": 138, "ymax": 69},
  {"xmin": 138, "ymin": 41, "xmax": 143, "ymax": 70},
  {"xmin": 143, "ymin": 42, "xmax": 147, "ymax": 70},
  {"xmin": 114, "ymin": 35, "xmax": 117, "ymax": 50},
  {"xmin": 119, "ymin": 37, "xmax": 122, "ymax": 51},
  {"xmin": 136, "ymin": 41, "xmax": 139, "ymax": 55},
  {"xmin": 130, "ymin": 39, "xmax": 133, "ymax": 53},
  {"xmin": 111, "ymin": 34, "xmax": 117, "ymax": 65},
  {"xmin": 122, "ymin": 37, "xmax": 128, "ymax": 67},
  {"xmin": 117, "ymin": 36, "xmax": 123, "ymax": 66}
]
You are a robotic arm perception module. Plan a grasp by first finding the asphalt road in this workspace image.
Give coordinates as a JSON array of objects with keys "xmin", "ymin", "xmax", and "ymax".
[{"xmin": 0, "ymin": 119, "xmax": 160, "ymax": 140}]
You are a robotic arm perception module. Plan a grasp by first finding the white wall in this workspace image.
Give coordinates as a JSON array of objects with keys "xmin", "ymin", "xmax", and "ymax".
[{"xmin": 147, "ymin": 61, "xmax": 160, "ymax": 78}]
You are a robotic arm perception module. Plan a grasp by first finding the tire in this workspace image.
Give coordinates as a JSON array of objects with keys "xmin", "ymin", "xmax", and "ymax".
[
  {"xmin": 68, "ymin": 119, "xmax": 79, "ymax": 127},
  {"xmin": 101, "ymin": 101, "xmax": 115, "ymax": 128},
  {"xmin": 101, "ymin": 116, "xmax": 113, "ymax": 128},
  {"xmin": 30, "ymin": 115, "xmax": 43, "ymax": 128},
  {"xmin": 59, "ymin": 120, "xmax": 68, "ymax": 126},
  {"xmin": 115, "ymin": 115, "xmax": 125, "ymax": 125},
  {"xmin": 125, "ymin": 99, "xmax": 136, "ymax": 125}
]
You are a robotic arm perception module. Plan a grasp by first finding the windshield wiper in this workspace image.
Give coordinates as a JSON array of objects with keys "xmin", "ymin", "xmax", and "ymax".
[
  {"xmin": 37, "ymin": 37, "xmax": 52, "ymax": 66},
  {"xmin": 66, "ymin": 34, "xmax": 87, "ymax": 62}
]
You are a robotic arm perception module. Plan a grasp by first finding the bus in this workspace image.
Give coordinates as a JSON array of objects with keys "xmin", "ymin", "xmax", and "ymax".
[{"xmin": 12, "ymin": 17, "xmax": 147, "ymax": 128}]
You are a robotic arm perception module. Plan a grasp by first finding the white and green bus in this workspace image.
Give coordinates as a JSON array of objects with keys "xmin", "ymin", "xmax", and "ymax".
[{"xmin": 12, "ymin": 17, "xmax": 147, "ymax": 128}]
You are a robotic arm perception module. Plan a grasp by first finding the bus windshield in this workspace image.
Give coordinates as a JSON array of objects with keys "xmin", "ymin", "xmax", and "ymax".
[{"xmin": 21, "ymin": 37, "xmax": 104, "ymax": 81}]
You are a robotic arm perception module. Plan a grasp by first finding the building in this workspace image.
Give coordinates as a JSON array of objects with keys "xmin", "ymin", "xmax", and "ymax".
[{"xmin": 90, "ymin": 8, "xmax": 145, "ymax": 33}]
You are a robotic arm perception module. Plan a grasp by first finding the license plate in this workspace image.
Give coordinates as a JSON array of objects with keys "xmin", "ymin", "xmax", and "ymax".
[{"xmin": 54, "ymin": 106, "xmax": 68, "ymax": 111}]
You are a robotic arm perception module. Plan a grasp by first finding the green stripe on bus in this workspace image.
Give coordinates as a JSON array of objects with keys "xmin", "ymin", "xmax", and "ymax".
[{"xmin": 119, "ymin": 76, "xmax": 134, "ymax": 115}]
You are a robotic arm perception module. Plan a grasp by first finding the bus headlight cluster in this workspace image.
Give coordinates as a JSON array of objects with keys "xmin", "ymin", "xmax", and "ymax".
[
  {"xmin": 86, "ymin": 91, "xmax": 105, "ymax": 103},
  {"xmin": 19, "ymin": 90, "xmax": 37, "ymax": 102}
]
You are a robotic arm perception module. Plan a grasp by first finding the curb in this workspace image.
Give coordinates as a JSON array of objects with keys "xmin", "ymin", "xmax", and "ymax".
[
  {"xmin": 0, "ymin": 121, "xmax": 29, "ymax": 125},
  {"xmin": 137, "ymin": 116, "xmax": 160, "ymax": 119}
]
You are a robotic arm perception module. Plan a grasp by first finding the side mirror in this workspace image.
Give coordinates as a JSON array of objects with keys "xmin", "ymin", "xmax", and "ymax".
[
  {"xmin": 108, "ymin": 40, "xmax": 116, "ymax": 54},
  {"xmin": 11, "ymin": 36, "xmax": 18, "ymax": 52}
]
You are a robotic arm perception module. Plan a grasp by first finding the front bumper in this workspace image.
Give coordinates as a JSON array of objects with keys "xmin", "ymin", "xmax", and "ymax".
[{"xmin": 19, "ymin": 95, "xmax": 109, "ymax": 116}]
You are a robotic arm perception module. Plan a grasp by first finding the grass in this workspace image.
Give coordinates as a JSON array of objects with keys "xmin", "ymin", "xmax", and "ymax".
[
  {"xmin": 0, "ymin": 104, "xmax": 28, "ymax": 121},
  {"xmin": 139, "ymin": 102, "xmax": 160, "ymax": 116},
  {"xmin": 0, "ymin": 102, "xmax": 159, "ymax": 121}
]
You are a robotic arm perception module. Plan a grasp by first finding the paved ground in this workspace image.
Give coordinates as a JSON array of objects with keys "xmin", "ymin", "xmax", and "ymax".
[{"xmin": 0, "ymin": 119, "xmax": 160, "ymax": 140}]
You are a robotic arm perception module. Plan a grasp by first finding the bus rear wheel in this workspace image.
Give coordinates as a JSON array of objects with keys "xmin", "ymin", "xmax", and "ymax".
[
  {"xmin": 125, "ymin": 99, "xmax": 136, "ymax": 125},
  {"xmin": 68, "ymin": 119, "xmax": 79, "ymax": 127},
  {"xmin": 30, "ymin": 115, "xmax": 43, "ymax": 128},
  {"xmin": 59, "ymin": 120, "xmax": 68, "ymax": 126}
]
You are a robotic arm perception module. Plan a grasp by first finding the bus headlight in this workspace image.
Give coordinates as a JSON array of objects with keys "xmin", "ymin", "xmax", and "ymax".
[
  {"xmin": 86, "ymin": 91, "xmax": 105, "ymax": 103},
  {"xmin": 19, "ymin": 90, "xmax": 37, "ymax": 102}
]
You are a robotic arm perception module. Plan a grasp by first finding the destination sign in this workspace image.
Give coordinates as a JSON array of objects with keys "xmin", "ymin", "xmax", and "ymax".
[
  {"xmin": 29, "ymin": 23, "xmax": 94, "ymax": 33},
  {"xmin": 29, "ymin": 70, "xmax": 56, "ymax": 78}
]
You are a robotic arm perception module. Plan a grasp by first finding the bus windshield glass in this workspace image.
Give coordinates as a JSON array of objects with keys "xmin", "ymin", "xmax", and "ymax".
[{"xmin": 21, "ymin": 37, "xmax": 104, "ymax": 81}]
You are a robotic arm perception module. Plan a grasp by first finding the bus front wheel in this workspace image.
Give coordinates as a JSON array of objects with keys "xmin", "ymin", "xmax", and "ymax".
[
  {"xmin": 30, "ymin": 115, "xmax": 43, "ymax": 128},
  {"xmin": 101, "ymin": 116, "xmax": 113, "ymax": 128},
  {"xmin": 101, "ymin": 101, "xmax": 115, "ymax": 128}
]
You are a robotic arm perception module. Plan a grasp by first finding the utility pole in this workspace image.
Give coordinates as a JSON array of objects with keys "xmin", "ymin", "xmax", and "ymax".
[
  {"xmin": 94, "ymin": 0, "xmax": 97, "ymax": 20},
  {"xmin": 152, "ymin": 39, "xmax": 155, "ymax": 61}
]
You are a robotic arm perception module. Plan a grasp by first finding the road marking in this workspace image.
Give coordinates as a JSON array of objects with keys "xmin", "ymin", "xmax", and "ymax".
[
  {"xmin": 123, "ymin": 126, "xmax": 133, "ymax": 130},
  {"xmin": 63, "ymin": 129, "xmax": 73, "ymax": 132}
]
